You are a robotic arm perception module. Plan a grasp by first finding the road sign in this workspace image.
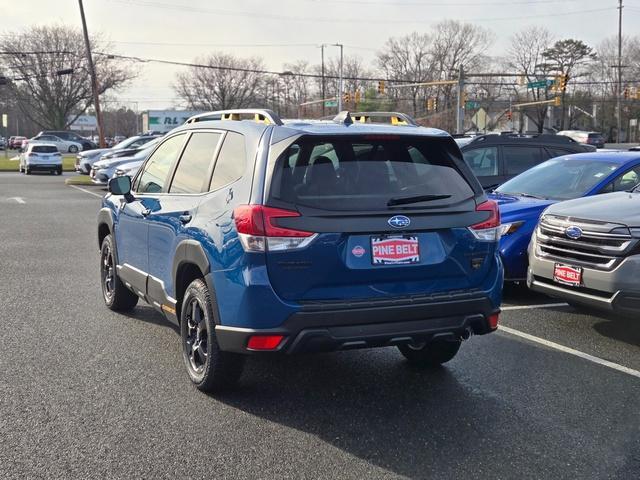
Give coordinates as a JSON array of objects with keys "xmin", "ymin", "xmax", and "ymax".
[
  {"xmin": 324, "ymin": 100, "xmax": 338, "ymax": 108},
  {"xmin": 471, "ymin": 108, "xmax": 488, "ymax": 130},
  {"xmin": 1, "ymin": 114, "xmax": 6, "ymax": 128},
  {"xmin": 465, "ymin": 101, "xmax": 480, "ymax": 110},
  {"xmin": 527, "ymin": 79, "xmax": 556, "ymax": 89}
]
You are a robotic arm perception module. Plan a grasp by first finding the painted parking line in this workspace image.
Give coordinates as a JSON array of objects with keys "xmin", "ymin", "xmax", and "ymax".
[
  {"xmin": 502, "ymin": 303, "xmax": 568, "ymax": 311},
  {"xmin": 68, "ymin": 184, "xmax": 104, "ymax": 199},
  {"xmin": 499, "ymin": 325, "xmax": 640, "ymax": 379}
]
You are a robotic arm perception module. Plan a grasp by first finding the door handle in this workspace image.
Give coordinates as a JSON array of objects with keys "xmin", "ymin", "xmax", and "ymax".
[
  {"xmin": 179, "ymin": 213, "xmax": 192, "ymax": 224},
  {"xmin": 142, "ymin": 208, "xmax": 151, "ymax": 217}
]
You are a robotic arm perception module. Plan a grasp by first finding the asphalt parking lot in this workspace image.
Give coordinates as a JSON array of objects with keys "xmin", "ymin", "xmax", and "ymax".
[{"xmin": 1, "ymin": 172, "xmax": 639, "ymax": 479}]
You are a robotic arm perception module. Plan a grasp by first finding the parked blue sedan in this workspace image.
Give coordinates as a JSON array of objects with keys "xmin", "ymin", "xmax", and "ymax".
[{"xmin": 489, "ymin": 152, "xmax": 640, "ymax": 281}]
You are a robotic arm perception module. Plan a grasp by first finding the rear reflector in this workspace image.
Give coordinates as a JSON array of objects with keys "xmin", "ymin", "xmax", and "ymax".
[
  {"xmin": 247, "ymin": 335, "xmax": 285, "ymax": 351},
  {"xmin": 470, "ymin": 200, "xmax": 501, "ymax": 241},
  {"xmin": 488, "ymin": 313, "xmax": 499, "ymax": 330}
]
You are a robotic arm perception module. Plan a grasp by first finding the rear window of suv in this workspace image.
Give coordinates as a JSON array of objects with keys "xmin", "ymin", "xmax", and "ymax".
[
  {"xmin": 269, "ymin": 135, "xmax": 474, "ymax": 211},
  {"xmin": 32, "ymin": 145, "xmax": 58, "ymax": 153}
]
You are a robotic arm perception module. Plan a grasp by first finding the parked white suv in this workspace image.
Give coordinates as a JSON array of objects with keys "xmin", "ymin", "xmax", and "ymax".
[{"xmin": 20, "ymin": 144, "xmax": 63, "ymax": 175}]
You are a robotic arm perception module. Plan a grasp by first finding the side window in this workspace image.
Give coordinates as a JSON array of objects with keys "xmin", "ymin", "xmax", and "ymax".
[
  {"xmin": 169, "ymin": 132, "xmax": 222, "ymax": 194},
  {"xmin": 546, "ymin": 147, "xmax": 571, "ymax": 159},
  {"xmin": 209, "ymin": 132, "xmax": 246, "ymax": 191},
  {"xmin": 135, "ymin": 134, "xmax": 186, "ymax": 193},
  {"xmin": 503, "ymin": 146, "xmax": 545, "ymax": 175},
  {"xmin": 601, "ymin": 166, "xmax": 640, "ymax": 193},
  {"xmin": 462, "ymin": 146, "xmax": 498, "ymax": 176}
]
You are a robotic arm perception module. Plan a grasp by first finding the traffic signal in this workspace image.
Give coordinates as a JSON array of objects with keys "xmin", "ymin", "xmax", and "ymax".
[
  {"xmin": 355, "ymin": 89, "xmax": 361, "ymax": 103},
  {"xmin": 343, "ymin": 91, "xmax": 351, "ymax": 103},
  {"xmin": 554, "ymin": 96, "xmax": 561, "ymax": 106},
  {"xmin": 558, "ymin": 74, "xmax": 569, "ymax": 92},
  {"xmin": 623, "ymin": 86, "xmax": 630, "ymax": 99},
  {"xmin": 636, "ymin": 88, "xmax": 640, "ymax": 100},
  {"xmin": 426, "ymin": 98, "xmax": 433, "ymax": 111},
  {"xmin": 461, "ymin": 91, "xmax": 468, "ymax": 107},
  {"xmin": 377, "ymin": 80, "xmax": 385, "ymax": 94},
  {"xmin": 506, "ymin": 110, "xmax": 512, "ymax": 121}
]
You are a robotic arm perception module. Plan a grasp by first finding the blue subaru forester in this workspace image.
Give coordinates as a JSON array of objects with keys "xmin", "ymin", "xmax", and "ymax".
[{"xmin": 98, "ymin": 109, "xmax": 503, "ymax": 392}]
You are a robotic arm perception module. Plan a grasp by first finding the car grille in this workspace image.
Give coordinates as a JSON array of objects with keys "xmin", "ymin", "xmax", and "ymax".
[{"xmin": 535, "ymin": 214, "xmax": 638, "ymax": 270}]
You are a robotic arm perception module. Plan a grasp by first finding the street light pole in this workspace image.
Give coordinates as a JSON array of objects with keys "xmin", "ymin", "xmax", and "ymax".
[
  {"xmin": 334, "ymin": 43, "xmax": 344, "ymax": 112},
  {"xmin": 78, "ymin": 0, "xmax": 105, "ymax": 148},
  {"xmin": 617, "ymin": 0, "xmax": 623, "ymax": 143},
  {"xmin": 320, "ymin": 44, "xmax": 326, "ymax": 117}
]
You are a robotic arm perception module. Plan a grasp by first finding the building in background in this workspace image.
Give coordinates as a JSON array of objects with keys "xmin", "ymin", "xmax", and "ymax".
[{"xmin": 141, "ymin": 110, "xmax": 204, "ymax": 134}]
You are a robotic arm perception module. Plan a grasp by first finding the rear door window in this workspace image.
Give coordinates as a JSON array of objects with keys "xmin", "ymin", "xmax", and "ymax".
[
  {"xmin": 169, "ymin": 132, "xmax": 222, "ymax": 194},
  {"xmin": 135, "ymin": 134, "xmax": 186, "ymax": 193},
  {"xmin": 503, "ymin": 146, "xmax": 546, "ymax": 175},
  {"xmin": 270, "ymin": 136, "xmax": 474, "ymax": 211},
  {"xmin": 209, "ymin": 132, "xmax": 246, "ymax": 191},
  {"xmin": 462, "ymin": 146, "xmax": 498, "ymax": 176}
]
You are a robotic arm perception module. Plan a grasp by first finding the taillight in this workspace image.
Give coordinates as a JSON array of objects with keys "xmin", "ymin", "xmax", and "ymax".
[
  {"xmin": 470, "ymin": 200, "xmax": 501, "ymax": 241},
  {"xmin": 233, "ymin": 205, "xmax": 316, "ymax": 252},
  {"xmin": 488, "ymin": 313, "xmax": 499, "ymax": 330}
]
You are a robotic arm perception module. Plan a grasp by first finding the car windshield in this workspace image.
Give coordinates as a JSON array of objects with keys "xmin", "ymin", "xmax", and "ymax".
[
  {"xmin": 495, "ymin": 158, "xmax": 620, "ymax": 200},
  {"xmin": 113, "ymin": 136, "xmax": 150, "ymax": 150},
  {"xmin": 269, "ymin": 135, "xmax": 474, "ymax": 211}
]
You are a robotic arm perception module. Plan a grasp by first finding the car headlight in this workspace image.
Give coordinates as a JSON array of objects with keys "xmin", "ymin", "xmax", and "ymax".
[{"xmin": 498, "ymin": 221, "xmax": 524, "ymax": 237}]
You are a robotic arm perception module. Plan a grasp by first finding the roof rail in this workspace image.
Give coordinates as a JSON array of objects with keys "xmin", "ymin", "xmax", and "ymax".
[
  {"xmin": 185, "ymin": 109, "xmax": 283, "ymax": 126},
  {"xmin": 350, "ymin": 111, "xmax": 418, "ymax": 126}
]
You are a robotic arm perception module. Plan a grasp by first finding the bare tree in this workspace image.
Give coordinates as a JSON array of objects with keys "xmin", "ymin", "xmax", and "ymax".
[
  {"xmin": 542, "ymin": 39, "xmax": 596, "ymax": 129},
  {"xmin": 0, "ymin": 26, "xmax": 134, "ymax": 130},
  {"xmin": 431, "ymin": 20, "xmax": 493, "ymax": 128},
  {"xmin": 279, "ymin": 60, "xmax": 312, "ymax": 117},
  {"xmin": 376, "ymin": 32, "xmax": 435, "ymax": 116},
  {"xmin": 174, "ymin": 53, "xmax": 265, "ymax": 110},
  {"xmin": 506, "ymin": 27, "xmax": 555, "ymax": 132}
]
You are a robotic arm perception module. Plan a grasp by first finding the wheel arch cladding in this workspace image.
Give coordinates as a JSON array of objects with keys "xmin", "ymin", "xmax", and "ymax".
[
  {"xmin": 173, "ymin": 240, "xmax": 213, "ymax": 323},
  {"xmin": 97, "ymin": 208, "xmax": 114, "ymax": 247}
]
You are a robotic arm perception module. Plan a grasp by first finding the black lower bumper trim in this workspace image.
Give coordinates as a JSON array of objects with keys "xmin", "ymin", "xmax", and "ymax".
[{"xmin": 215, "ymin": 295, "xmax": 498, "ymax": 354}]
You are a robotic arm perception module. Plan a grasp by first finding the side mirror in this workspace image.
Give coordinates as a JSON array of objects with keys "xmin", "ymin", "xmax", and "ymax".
[{"xmin": 108, "ymin": 175, "xmax": 132, "ymax": 196}]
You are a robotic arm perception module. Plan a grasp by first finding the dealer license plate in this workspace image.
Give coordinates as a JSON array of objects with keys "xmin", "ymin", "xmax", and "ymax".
[
  {"xmin": 553, "ymin": 263, "xmax": 582, "ymax": 287},
  {"xmin": 371, "ymin": 235, "xmax": 420, "ymax": 265}
]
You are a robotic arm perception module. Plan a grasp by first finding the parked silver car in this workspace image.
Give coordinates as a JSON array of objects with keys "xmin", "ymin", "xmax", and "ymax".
[
  {"xmin": 28, "ymin": 134, "xmax": 83, "ymax": 153},
  {"xmin": 528, "ymin": 188, "xmax": 640, "ymax": 316},
  {"xmin": 75, "ymin": 135, "xmax": 159, "ymax": 174},
  {"xmin": 90, "ymin": 137, "xmax": 161, "ymax": 184}
]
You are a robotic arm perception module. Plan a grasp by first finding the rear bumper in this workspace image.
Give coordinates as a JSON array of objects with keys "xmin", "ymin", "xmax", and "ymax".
[{"xmin": 215, "ymin": 294, "xmax": 499, "ymax": 354}]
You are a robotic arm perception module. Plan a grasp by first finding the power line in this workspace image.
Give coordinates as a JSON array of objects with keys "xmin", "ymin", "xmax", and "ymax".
[{"xmin": 109, "ymin": 0, "xmax": 615, "ymax": 24}]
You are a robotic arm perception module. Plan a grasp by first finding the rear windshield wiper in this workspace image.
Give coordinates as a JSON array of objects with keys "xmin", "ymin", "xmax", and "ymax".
[{"xmin": 387, "ymin": 194, "xmax": 452, "ymax": 206}]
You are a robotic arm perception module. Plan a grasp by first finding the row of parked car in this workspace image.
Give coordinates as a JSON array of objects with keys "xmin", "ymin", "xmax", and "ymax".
[{"xmin": 96, "ymin": 108, "xmax": 640, "ymax": 392}]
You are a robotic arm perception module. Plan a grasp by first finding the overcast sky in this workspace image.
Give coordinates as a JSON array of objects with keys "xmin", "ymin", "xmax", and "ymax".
[{"xmin": 3, "ymin": 0, "xmax": 637, "ymax": 110}]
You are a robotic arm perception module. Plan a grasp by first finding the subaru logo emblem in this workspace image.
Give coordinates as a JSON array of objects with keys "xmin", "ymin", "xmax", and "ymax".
[
  {"xmin": 388, "ymin": 215, "xmax": 411, "ymax": 229},
  {"xmin": 565, "ymin": 226, "xmax": 583, "ymax": 240}
]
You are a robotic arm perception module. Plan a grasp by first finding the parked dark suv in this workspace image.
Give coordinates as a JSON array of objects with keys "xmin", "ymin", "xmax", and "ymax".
[
  {"xmin": 98, "ymin": 109, "xmax": 503, "ymax": 392},
  {"xmin": 461, "ymin": 133, "xmax": 596, "ymax": 188},
  {"xmin": 39, "ymin": 130, "xmax": 97, "ymax": 151}
]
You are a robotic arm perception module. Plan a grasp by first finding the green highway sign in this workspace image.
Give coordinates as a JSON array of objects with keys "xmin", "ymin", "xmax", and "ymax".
[
  {"xmin": 465, "ymin": 101, "xmax": 480, "ymax": 109},
  {"xmin": 324, "ymin": 100, "xmax": 338, "ymax": 108},
  {"xmin": 527, "ymin": 80, "xmax": 547, "ymax": 89}
]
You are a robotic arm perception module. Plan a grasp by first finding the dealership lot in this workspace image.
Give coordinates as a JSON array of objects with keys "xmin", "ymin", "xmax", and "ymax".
[{"xmin": 1, "ymin": 173, "xmax": 638, "ymax": 479}]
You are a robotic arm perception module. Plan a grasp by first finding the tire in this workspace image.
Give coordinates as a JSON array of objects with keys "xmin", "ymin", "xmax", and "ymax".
[
  {"xmin": 398, "ymin": 339, "xmax": 462, "ymax": 368},
  {"xmin": 68, "ymin": 145, "xmax": 79, "ymax": 153},
  {"xmin": 25, "ymin": 167, "xmax": 31, "ymax": 175},
  {"xmin": 56, "ymin": 168, "xmax": 63, "ymax": 176},
  {"xmin": 100, "ymin": 234, "xmax": 138, "ymax": 311},
  {"xmin": 180, "ymin": 278, "xmax": 245, "ymax": 392}
]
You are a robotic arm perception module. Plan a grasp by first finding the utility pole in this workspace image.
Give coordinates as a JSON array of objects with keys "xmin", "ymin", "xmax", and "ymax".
[
  {"xmin": 456, "ymin": 66, "xmax": 464, "ymax": 134},
  {"xmin": 78, "ymin": 0, "xmax": 105, "ymax": 148},
  {"xmin": 321, "ymin": 44, "xmax": 326, "ymax": 117},
  {"xmin": 335, "ymin": 43, "xmax": 344, "ymax": 112},
  {"xmin": 617, "ymin": 0, "xmax": 623, "ymax": 143}
]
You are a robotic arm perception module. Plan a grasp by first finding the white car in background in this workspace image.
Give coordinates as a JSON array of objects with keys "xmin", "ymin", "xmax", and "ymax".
[
  {"xmin": 19, "ymin": 143, "xmax": 63, "ymax": 175},
  {"xmin": 28, "ymin": 134, "xmax": 84, "ymax": 153}
]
